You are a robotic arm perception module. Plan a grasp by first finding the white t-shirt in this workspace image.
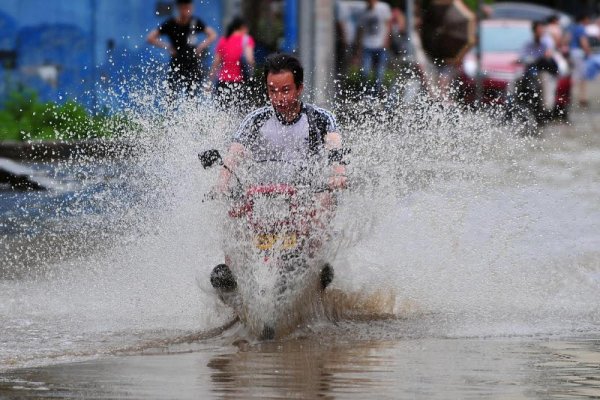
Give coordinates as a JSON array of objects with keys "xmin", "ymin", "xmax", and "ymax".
[
  {"xmin": 359, "ymin": 2, "xmax": 392, "ymax": 49},
  {"xmin": 232, "ymin": 104, "xmax": 337, "ymax": 184},
  {"xmin": 541, "ymin": 32, "xmax": 556, "ymax": 51}
]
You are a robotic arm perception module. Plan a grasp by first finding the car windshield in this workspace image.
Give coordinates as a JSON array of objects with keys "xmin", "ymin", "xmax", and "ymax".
[
  {"xmin": 492, "ymin": 8, "xmax": 548, "ymax": 22},
  {"xmin": 481, "ymin": 25, "xmax": 532, "ymax": 52}
]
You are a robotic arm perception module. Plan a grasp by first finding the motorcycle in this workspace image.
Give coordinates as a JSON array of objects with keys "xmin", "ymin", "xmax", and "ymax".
[{"xmin": 199, "ymin": 149, "xmax": 347, "ymax": 340}]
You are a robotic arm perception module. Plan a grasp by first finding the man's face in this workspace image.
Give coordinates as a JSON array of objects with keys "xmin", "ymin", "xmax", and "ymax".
[
  {"xmin": 178, "ymin": 4, "xmax": 193, "ymax": 20},
  {"xmin": 534, "ymin": 24, "xmax": 545, "ymax": 38},
  {"xmin": 266, "ymin": 71, "xmax": 303, "ymax": 115}
]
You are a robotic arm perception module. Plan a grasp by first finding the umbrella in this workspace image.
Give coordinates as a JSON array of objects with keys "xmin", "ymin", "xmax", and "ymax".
[{"xmin": 422, "ymin": 0, "xmax": 476, "ymax": 63}]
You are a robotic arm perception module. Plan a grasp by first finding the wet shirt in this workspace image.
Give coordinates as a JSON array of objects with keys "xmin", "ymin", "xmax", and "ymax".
[
  {"xmin": 159, "ymin": 17, "xmax": 206, "ymax": 65},
  {"xmin": 232, "ymin": 104, "xmax": 337, "ymax": 184},
  {"xmin": 232, "ymin": 104, "xmax": 337, "ymax": 183},
  {"xmin": 569, "ymin": 24, "xmax": 587, "ymax": 50},
  {"xmin": 359, "ymin": 2, "xmax": 392, "ymax": 49},
  {"xmin": 215, "ymin": 33, "xmax": 255, "ymax": 82}
]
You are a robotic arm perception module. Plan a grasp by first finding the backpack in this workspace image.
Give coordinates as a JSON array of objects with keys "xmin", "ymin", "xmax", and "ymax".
[{"xmin": 305, "ymin": 105, "xmax": 328, "ymax": 155}]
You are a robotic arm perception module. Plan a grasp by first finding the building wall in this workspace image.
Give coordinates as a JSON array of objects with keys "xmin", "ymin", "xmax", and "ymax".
[{"xmin": 0, "ymin": 0, "xmax": 223, "ymax": 110}]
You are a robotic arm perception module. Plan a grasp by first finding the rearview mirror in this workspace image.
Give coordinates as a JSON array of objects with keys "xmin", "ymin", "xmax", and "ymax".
[{"xmin": 199, "ymin": 149, "xmax": 222, "ymax": 169}]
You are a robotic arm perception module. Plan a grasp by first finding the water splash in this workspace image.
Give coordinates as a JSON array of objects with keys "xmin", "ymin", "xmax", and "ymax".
[{"xmin": 1, "ymin": 66, "xmax": 599, "ymax": 370}]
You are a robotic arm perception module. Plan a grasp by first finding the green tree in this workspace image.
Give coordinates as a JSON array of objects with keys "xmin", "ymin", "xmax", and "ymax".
[{"xmin": 462, "ymin": 0, "xmax": 495, "ymax": 11}]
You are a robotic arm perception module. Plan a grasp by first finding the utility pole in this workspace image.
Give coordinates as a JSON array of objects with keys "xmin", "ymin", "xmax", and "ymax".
[
  {"xmin": 283, "ymin": 0, "xmax": 298, "ymax": 53},
  {"xmin": 475, "ymin": 0, "xmax": 483, "ymax": 104},
  {"xmin": 222, "ymin": 0, "xmax": 242, "ymax": 24},
  {"xmin": 91, "ymin": 0, "xmax": 98, "ymax": 112},
  {"xmin": 298, "ymin": 0, "xmax": 335, "ymax": 105},
  {"xmin": 406, "ymin": 0, "xmax": 415, "ymax": 57}
]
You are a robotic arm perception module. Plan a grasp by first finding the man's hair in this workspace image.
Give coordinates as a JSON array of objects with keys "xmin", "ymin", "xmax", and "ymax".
[
  {"xmin": 532, "ymin": 20, "xmax": 545, "ymax": 32},
  {"xmin": 576, "ymin": 13, "xmax": 589, "ymax": 23},
  {"xmin": 264, "ymin": 53, "xmax": 304, "ymax": 87},
  {"xmin": 176, "ymin": 0, "xmax": 192, "ymax": 5},
  {"xmin": 545, "ymin": 14, "xmax": 559, "ymax": 24}
]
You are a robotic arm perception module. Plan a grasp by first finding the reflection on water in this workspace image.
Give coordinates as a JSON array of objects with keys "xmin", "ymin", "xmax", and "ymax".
[
  {"xmin": 1, "ymin": 335, "xmax": 599, "ymax": 399},
  {"xmin": 0, "ymin": 159, "xmax": 144, "ymax": 279},
  {"xmin": 534, "ymin": 340, "xmax": 600, "ymax": 399}
]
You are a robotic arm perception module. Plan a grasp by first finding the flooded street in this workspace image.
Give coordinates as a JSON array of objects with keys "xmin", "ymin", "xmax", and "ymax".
[
  {"xmin": 1, "ymin": 335, "xmax": 599, "ymax": 399},
  {"xmin": 0, "ymin": 93, "xmax": 599, "ymax": 398}
]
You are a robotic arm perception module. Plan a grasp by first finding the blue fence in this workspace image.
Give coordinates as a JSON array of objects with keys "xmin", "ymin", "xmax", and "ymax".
[{"xmin": 0, "ymin": 0, "xmax": 223, "ymax": 111}]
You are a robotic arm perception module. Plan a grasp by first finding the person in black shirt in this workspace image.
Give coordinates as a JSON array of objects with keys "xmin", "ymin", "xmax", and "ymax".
[{"xmin": 147, "ymin": 0, "xmax": 217, "ymax": 96}]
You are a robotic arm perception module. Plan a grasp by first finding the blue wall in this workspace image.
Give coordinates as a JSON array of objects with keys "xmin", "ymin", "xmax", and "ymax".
[{"xmin": 0, "ymin": 0, "xmax": 223, "ymax": 110}]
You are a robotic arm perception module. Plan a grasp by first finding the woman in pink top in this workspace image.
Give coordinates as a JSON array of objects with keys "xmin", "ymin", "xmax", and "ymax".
[{"xmin": 208, "ymin": 17, "xmax": 256, "ymax": 110}]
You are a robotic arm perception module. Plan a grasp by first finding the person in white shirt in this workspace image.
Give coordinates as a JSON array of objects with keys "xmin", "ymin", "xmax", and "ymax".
[{"xmin": 355, "ymin": 0, "xmax": 392, "ymax": 95}]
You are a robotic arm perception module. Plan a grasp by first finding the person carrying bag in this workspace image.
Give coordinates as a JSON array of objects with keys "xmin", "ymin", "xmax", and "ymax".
[{"xmin": 208, "ymin": 16, "xmax": 255, "ymax": 111}]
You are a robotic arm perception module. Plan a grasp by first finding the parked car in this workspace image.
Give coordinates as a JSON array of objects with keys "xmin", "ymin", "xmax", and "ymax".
[
  {"xmin": 489, "ymin": 2, "xmax": 572, "ymax": 27},
  {"xmin": 455, "ymin": 19, "xmax": 571, "ymax": 121}
]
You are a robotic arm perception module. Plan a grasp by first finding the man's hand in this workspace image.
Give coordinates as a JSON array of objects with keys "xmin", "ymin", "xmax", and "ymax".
[
  {"xmin": 328, "ymin": 165, "xmax": 347, "ymax": 190},
  {"xmin": 195, "ymin": 45, "xmax": 206, "ymax": 57},
  {"xmin": 216, "ymin": 169, "xmax": 232, "ymax": 194},
  {"xmin": 324, "ymin": 132, "xmax": 347, "ymax": 190},
  {"xmin": 215, "ymin": 142, "xmax": 246, "ymax": 194},
  {"xmin": 329, "ymin": 174, "xmax": 347, "ymax": 190},
  {"xmin": 196, "ymin": 26, "xmax": 218, "ymax": 57},
  {"xmin": 146, "ymin": 29, "xmax": 177, "ymax": 57}
]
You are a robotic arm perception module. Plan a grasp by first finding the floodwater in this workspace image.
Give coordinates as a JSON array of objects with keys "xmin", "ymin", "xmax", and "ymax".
[{"xmin": 0, "ymin": 88, "xmax": 599, "ymax": 398}]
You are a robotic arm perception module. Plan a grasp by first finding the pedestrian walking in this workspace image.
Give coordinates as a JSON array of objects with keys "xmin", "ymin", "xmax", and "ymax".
[
  {"xmin": 147, "ymin": 0, "xmax": 217, "ymax": 97},
  {"xmin": 207, "ymin": 16, "xmax": 256, "ymax": 112},
  {"xmin": 354, "ymin": 0, "xmax": 392, "ymax": 95},
  {"xmin": 567, "ymin": 14, "xmax": 592, "ymax": 107}
]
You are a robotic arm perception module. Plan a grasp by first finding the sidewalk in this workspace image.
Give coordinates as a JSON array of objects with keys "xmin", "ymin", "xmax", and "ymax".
[{"xmin": 573, "ymin": 78, "xmax": 600, "ymax": 113}]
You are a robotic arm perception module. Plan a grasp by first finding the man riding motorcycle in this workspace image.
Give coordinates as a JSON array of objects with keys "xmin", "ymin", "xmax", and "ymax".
[{"xmin": 210, "ymin": 53, "xmax": 347, "ymax": 295}]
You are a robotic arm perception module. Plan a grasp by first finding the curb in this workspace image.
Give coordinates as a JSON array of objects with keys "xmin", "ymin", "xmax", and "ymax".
[{"xmin": 0, "ymin": 139, "xmax": 135, "ymax": 161}]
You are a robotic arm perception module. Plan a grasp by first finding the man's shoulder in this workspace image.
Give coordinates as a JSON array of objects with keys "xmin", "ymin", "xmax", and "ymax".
[
  {"xmin": 376, "ymin": 2, "xmax": 392, "ymax": 16},
  {"xmin": 233, "ymin": 106, "xmax": 273, "ymax": 142},
  {"xmin": 243, "ymin": 105, "xmax": 273, "ymax": 120},
  {"xmin": 239, "ymin": 106, "xmax": 274, "ymax": 128},
  {"xmin": 571, "ymin": 24, "xmax": 585, "ymax": 34},
  {"xmin": 305, "ymin": 103, "xmax": 336, "ymax": 119},
  {"xmin": 304, "ymin": 104, "xmax": 337, "ymax": 130}
]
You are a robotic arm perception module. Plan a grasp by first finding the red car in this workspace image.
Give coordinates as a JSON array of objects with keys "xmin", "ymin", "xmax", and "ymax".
[{"xmin": 455, "ymin": 19, "xmax": 571, "ymax": 119}]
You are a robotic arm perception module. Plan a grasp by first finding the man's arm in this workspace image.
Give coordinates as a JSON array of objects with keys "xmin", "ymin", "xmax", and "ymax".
[
  {"xmin": 580, "ymin": 34, "xmax": 592, "ymax": 57},
  {"xmin": 324, "ymin": 131, "xmax": 347, "ymax": 190},
  {"xmin": 196, "ymin": 26, "xmax": 218, "ymax": 55},
  {"xmin": 147, "ymin": 28, "xmax": 175, "ymax": 56},
  {"xmin": 216, "ymin": 142, "xmax": 246, "ymax": 193}
]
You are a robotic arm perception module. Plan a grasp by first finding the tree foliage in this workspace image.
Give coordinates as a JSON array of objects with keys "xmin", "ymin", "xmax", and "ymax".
[{"xmin": 0, "ymin": 89, "xmax": 113, "ymax": 142}]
